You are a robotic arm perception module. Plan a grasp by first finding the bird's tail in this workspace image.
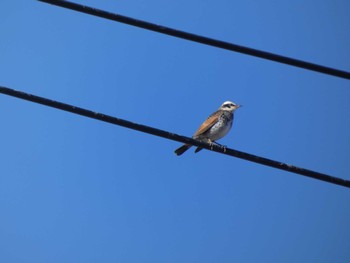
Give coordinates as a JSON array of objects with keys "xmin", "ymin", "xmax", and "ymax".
[
  {"xmin": 194, "ymin": 147, "xmax": 203, "ymax": 153},
  {"xmin": 174, "ymin": 144, "xmax": 192, "ymax": 156}
]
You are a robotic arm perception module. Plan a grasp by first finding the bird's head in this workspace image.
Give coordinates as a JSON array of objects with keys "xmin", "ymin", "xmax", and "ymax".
[{"xmin": 220, "ymin": 101, "xmax": 241, "ymax": 112}]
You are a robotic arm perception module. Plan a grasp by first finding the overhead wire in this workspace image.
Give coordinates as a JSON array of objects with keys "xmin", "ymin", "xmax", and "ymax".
[
  {"xmin": 7, "ymin": 1, "xmax": 346, "ymax": 188},
  {"xmin": 1, "ymin": 86, "xmax": 349, "ymax": 188},
  {"xmin": 38, "ymin": 0, "xmax": 350, "ymax": 80}
]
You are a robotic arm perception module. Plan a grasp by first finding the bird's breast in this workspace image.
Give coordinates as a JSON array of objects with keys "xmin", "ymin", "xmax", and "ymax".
[{"xmin": 206, "ymin": 112, "xmax": 233, "ymax": 141}]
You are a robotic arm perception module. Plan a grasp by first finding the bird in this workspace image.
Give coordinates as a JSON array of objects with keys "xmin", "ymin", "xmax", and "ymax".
[{"xmin": 174, "ymin": 101, "xmax": 241, "ymax": 156}]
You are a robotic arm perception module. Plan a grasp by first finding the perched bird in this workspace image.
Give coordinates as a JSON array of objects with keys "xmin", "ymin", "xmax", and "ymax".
[{"xmin": 175, "ymin": 101, "xmax": 241, "ymax": 156}]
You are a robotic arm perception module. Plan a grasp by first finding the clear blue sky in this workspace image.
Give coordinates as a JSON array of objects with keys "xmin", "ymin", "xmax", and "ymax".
[{"xmin": 1, "ymin": 0, "xmax": 350, "ymax": 262}]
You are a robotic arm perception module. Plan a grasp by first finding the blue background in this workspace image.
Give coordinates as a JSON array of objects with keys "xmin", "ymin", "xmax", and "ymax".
[{"xmin": 1, "ymin": 0, "xmax": 350, "ymax": 262}]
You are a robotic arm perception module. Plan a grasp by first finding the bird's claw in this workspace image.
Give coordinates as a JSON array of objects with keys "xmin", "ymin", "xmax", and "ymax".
[
  {"xmin": 210, "ymin": 142, "xmax": 214, "ymax": 150},
  {"xmin": 209, "ymin": 142, "xmax": 227, "ymax": 152},
  {"xmin": 221, "ymin": 145, "xmax": 227, "ymax": 153},
  {"xmin": 216, "ymin": 142, "xmax": 227, "ymax": 152}
]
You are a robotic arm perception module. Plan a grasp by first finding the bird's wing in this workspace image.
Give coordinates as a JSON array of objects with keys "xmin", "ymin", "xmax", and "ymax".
[{"xmin": 193, "ymin": 111, "xmax": 219, "ymax": 137}]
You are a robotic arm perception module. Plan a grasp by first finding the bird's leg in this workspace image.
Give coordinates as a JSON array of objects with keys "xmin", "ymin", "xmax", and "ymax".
[
  {"xmin": 207, "ymin": 139, "xmax": 214, "ymax": 150},
  {"xmin": 208, "ymin": 140, "xmax": 226, "ymax": 152}
]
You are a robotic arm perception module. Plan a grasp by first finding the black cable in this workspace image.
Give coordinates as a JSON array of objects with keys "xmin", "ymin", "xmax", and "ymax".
[
  {"xmin": 1, "ymin": 86, "xmax": 349, "ymax": 188},
  {"xmin": 38, "ymin": 0, "xmax": 350, "ymax": 80}
]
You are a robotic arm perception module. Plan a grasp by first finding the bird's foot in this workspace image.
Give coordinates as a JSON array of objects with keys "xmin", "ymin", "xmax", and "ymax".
[
  {"xmin": 221, "ymin": 145, "xmax": 227, "ymax": 153},
  {"xmin": 207, "ymin": 140, "xmax": 214, "ymax": 150},
  {"xmin": 212, "ymin": 142, "xmax": 227, "ymax": 152},
  {"xmin": 210, "ymin": 143, "xmax": 214, "ymax": 150}
]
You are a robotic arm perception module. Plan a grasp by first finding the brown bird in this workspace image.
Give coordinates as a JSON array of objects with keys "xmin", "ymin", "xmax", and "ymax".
[{"xmin": 175, "ymin": 101, "xmax": 241, "ymax": 156}]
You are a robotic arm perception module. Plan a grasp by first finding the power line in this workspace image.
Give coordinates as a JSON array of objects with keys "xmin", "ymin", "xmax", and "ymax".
[
  {"xmin": 1, "ymin": 86, "xmax": 349, "ymax": 188},
  {"xmin": 38, "ymin": 0, "xmax": 350, "ymax": 80}
]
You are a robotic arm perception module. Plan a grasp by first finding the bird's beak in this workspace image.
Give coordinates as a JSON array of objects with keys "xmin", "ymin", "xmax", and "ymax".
[{"xmin": 236, "ymin": 104, "xmax": 242, "ymax": 108}]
